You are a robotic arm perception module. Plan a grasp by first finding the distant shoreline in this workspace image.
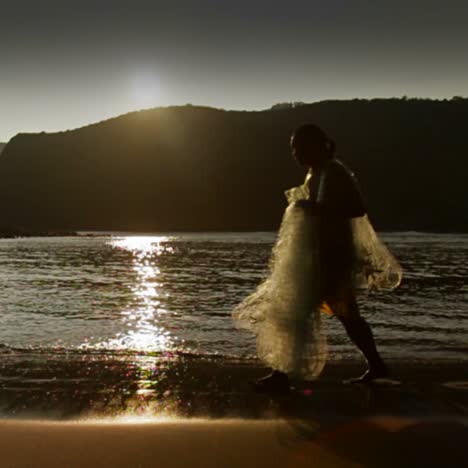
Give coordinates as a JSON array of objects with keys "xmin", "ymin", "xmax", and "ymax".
[
  {"xmin": 76, "ymin": 229, "xmax": 468, "ymax": 235},
  {"xmin": 1, "ymin": 229, "xmax": 468, "ymax": 239},
  {"xmin": 0, "ymin": 227, "xmax": 78, "ymax": 239}
]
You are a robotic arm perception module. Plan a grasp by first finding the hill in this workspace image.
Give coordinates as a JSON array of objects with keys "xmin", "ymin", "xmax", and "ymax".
[
  {"xmin": 0, "ymin": 143, "xmax": 6, "ymax": 154},
  {"xmin": 0, "ymin": 98, "xmax": 467, "ymax": 232}
]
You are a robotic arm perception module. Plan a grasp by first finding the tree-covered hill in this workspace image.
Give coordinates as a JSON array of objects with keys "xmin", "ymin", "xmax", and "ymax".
[{"xmin": 1, "ymin": 98, "xmax": 467, "ymax": 232}]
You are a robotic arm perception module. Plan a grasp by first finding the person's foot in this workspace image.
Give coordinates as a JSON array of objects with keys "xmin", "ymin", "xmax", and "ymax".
[
  {"xmin": 346, "ymin": 363, "xmax": 389, "ymax": 384},
  {"xmin": 253, "ymin": 371, "xmax": 290, "ymax": 394}
]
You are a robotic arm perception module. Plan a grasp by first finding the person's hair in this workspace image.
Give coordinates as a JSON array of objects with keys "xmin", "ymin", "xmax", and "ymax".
[{"xmin": 292, "ymin": 124, "xmax": 336, "ymax": 157}]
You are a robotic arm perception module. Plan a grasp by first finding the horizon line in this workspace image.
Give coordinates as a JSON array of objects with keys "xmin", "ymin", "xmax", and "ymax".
[{"xmin": 2, "ymin": 94, "xmax": 467, "ymax": 143}]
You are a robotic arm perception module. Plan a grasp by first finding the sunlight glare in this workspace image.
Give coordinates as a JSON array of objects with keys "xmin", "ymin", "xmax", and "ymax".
[
  {"xmin": 102, "ymin": 236, "xmax": 177, "ymax": 353},
  {"xmin": 129, "ymin": 70, "xmax": 161, "ymax": 109}
]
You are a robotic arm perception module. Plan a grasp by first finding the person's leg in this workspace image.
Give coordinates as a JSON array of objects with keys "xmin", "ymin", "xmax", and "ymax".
[{"xmin": 335, "ymin": 297, "xmax": 388, "ymax": 382}]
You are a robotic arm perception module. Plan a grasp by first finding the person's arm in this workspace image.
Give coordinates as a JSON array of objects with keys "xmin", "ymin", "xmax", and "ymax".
[
  {"xmin": 294, "ymin": 199, "xmax": 364, "ymax": 217},
  {"xmin": 294, "ymin": 162, "xmax": 366, "ymax": 218},
  {"xmin": 293, "ymin": 198, "xmax": 323, "ymax": 214}
]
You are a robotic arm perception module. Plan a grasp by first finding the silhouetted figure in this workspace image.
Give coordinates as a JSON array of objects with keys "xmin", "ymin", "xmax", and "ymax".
[{"xmin": 233, "ymin": 124, "xmax": 402, "ymax": 392}]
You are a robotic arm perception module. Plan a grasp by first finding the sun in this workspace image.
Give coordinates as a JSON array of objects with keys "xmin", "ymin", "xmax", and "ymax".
[{"xmin": 130, "ymin": 70, "xmax": 161, "ymax": 109}]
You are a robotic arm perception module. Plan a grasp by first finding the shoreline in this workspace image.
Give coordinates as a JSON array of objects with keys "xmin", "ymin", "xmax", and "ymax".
[
  {"xmin": 0, "ymin": 228, "xmax": 78, "ymax": 239},
  {"xmin": 1, "ymin": 230, "xmax": 468, "ymax": 239},
  {"xmin": 1, "ymin": 354, "xmax": 466, "ymax": 421}
]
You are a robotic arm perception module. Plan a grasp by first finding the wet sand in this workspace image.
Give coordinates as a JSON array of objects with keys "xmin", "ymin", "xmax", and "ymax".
[
  {"xmin": 1, "ymin": 353, "xmax": 467, "ymax": 419},
  {"xmin": 0, "ymin": 415, "xmax": 466, "ymax": 467},
  {"xmin": 0, "ymin": 355, "xmax": 467, "ymax": 467}
]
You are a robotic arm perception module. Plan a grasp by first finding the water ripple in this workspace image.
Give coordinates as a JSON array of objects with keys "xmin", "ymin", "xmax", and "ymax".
[{"xmin": 0, "ymin": 232, "xmax": 467, "ymax": 361}]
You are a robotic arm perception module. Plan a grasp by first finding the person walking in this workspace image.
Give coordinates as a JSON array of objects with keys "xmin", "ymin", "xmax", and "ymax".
[{"xmin": 233, "ymin": 124, "xmax": 402, "ymax": 392}]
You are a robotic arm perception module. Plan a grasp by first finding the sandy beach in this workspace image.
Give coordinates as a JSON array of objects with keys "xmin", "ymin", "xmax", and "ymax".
[
  {"xmin": 0, "ymin": 414, "xmax": 466, "ymax": 467},
  {"xmin": 0, "ymin": 415, "xmax": 463, "ymax": 468},
  {"xmin": 0, "ymin": 356, "xmax": 467, "ymax": 467}
]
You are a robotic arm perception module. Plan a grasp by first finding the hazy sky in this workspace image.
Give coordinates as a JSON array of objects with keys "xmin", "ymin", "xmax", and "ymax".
[{"xmin": 1, "ymin": 0, "xmax": 467, "ymax": 141}]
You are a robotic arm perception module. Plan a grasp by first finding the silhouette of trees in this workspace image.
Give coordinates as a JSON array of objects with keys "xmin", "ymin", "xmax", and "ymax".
[{"xmin": 0, "ymin": 98, "xmax": 467, "ymax": 232}]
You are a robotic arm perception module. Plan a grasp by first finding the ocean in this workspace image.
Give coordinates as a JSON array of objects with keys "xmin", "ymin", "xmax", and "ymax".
[
  {"xmin": 0, "ymin": 232, "xmax": 466, "ymax": 362},
  {"xmin": 0, "ymin": 232, "xmax": 467, "ymax": 418}
]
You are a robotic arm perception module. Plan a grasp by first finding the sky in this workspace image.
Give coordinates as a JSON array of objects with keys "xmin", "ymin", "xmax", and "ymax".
[{"xmin": 1, "ymin": 0, "xmax": 468, "ymax": 141}]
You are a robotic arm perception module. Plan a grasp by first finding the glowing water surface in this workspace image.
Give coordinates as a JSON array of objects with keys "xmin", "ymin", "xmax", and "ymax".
[
  {"xmin": 0, "ymin": 232, "xmax": 467, "ymax": 360},
  {"xmin": 0, "ymin": 232, "xmax": 467, "ymax": 420},
  {"xmin": 99, "ymin": 236, "xmax": 175, "ymax": 353}
]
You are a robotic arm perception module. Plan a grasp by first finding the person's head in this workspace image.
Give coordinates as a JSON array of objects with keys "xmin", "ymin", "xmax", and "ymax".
[{"xmin": 290, "ymin": 124, "xmax": 336, "ymax": 168}]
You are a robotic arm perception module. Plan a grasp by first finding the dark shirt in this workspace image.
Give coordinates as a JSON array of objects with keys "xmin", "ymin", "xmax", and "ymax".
[
  {"xmin": 314, "ymin": 158, "xmax": 366, "ymax": 218},
  {"xmin": 310, "ymin": 158, "xmax": 366, "ymax": 290}
]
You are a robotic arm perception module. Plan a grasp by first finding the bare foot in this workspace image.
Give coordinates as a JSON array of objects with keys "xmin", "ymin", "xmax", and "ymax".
[{"xmin": 346, "ymin": 364, "xmax": 390, "ymax": 384}]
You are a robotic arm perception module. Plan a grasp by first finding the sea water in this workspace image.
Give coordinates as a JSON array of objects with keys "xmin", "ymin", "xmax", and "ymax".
[{"xmin": 0, "ymin": 232, "xmax": 466, "ymax": 362}]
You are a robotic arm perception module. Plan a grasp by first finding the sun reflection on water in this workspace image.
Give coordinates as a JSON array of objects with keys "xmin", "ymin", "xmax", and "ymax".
[
  {"xmin": 82, "ymin": 236, "xmax": 183, "ymax": 418},
  {"xmin": 104, "ymin": 236, "xmax": 177, "ymax": 354}
]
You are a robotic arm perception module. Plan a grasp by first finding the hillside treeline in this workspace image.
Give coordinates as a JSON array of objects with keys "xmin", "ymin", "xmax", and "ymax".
[{"xmin": 0, "ymin": 98, "xmax": 467, "ymax": 232}]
